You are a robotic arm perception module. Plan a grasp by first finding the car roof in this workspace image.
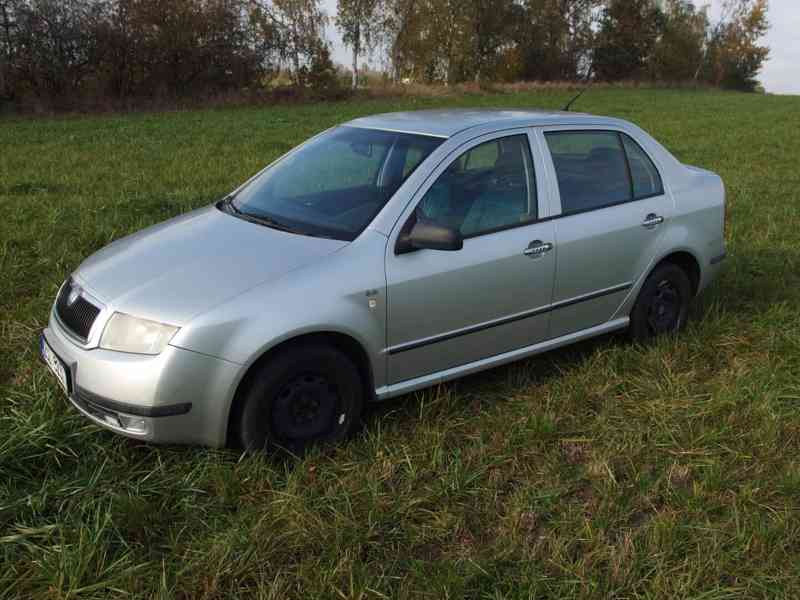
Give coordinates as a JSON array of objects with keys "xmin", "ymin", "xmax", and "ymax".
[{"xmin": 344, "ymin": 108, "xmax": 625, "ymax": 139}]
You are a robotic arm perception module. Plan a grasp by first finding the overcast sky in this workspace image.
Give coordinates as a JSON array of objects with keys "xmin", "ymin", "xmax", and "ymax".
[{"xmin": 321, "ymin": 0, "xmax": 798, "ymax": 95}]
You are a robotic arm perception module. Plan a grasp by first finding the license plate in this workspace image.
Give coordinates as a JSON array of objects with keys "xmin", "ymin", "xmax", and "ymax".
[{"xmin": 41, "ymin": 335, "xmax": 70, "ymax": 395}]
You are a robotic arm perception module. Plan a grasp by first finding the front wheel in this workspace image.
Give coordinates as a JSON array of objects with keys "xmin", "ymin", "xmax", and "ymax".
[
  {"xmin": 235, "ymin": 343, "xmax": 364, "ymax": 455},
  {"xmin": 629, "ymin": 263, "xmax": 692, "ymax": 343}
]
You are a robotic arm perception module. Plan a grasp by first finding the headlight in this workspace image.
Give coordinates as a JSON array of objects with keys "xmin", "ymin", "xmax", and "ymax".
[{"xmin": 100, "ymin": 312, "xmax": 179, "ymax": 355}]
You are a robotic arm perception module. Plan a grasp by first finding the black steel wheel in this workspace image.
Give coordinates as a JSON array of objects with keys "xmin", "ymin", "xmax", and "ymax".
[
  {"xmin": 271, "ymin": 373, "xmax": 339, "ymax": 441},
  {"xmin": 235, "ymin": 342, "xmax": 364, "ymax": 455},
  {"xmin": 629, "ymin": 263, "xmax": 692, "ymax": 343}
]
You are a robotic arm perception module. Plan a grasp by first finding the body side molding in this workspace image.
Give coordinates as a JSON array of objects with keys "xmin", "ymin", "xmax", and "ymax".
[
  {"xmin": 376, "ymin": 317, "xmax": 629, "ymax": 400},
  {"xmin": 386, "ymin": 282, "xmax": 631, "ymax": 355}
]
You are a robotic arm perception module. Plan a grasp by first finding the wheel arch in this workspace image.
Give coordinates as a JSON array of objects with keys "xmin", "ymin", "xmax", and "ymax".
[
  {"xmin": 224, "ymin": 331, "xmax": 375, "ymax": 447},
  {"xmin": 652, "ymin": 250, "xmax": 702, "ymax": 296}
]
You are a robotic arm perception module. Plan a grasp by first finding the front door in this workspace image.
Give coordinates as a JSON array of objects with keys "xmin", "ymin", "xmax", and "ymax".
[{"xmin": 385, "ymin": 131, "xmax": 556, "ymax": 384}]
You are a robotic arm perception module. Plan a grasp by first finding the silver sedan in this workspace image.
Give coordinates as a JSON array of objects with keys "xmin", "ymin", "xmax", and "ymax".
[{"xmin": 41, "ymin": 109, "xmax": 727, "ymax": 451}]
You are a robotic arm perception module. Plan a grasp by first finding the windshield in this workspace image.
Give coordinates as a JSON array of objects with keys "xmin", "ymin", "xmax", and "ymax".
[{"xmin": 226, "ymin": 127, "xmax": 444, "ymax": 241}]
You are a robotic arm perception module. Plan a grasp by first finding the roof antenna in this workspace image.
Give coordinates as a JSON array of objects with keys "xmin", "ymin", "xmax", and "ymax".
[{"xmin": 562, "ymin": 66, "xmax": 595, "ymax": 112}]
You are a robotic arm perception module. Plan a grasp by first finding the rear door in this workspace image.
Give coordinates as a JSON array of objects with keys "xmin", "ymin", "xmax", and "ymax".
[
  {"xmin": 385, "ymin": 130, "xmax": 556, "ymax": 384},
  {"xmin": 538, "ymin": 127, "xmax": 673, "ymax": 338}
]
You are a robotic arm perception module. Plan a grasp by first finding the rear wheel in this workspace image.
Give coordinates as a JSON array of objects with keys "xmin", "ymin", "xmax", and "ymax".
[
  {"xmin": 629, "ymin": 263, "xmax": 692, "ymax": 343},
  {"xmin": 235, "ymin": 343, "xmax": 364, "ymax": 454}
]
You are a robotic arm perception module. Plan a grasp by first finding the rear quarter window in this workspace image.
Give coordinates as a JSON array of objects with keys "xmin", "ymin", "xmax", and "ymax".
[{"xmin": 621, "ymin": 134, "xmax": 664, "ymax": 199}]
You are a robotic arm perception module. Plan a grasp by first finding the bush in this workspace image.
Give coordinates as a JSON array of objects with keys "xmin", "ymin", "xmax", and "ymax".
[{"xmin": 297, "ymin": 43, "xmax": 349, "ymax": 101}]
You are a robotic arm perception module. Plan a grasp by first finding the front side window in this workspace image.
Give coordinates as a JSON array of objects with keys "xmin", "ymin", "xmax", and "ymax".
[
  {"xmin": 228, "ymin": 127, "xmax": 443, "ymax": 241},
  {"xmin": 416, "ymin": 135, "xmax": 537, "ymax": 237},
  {"xmin": 545, "ymin": 130, "xmax": 665, "ymax": 215}
]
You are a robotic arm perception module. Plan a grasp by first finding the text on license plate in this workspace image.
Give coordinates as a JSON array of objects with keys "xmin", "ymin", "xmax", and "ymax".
[{"xmin": 41, "ymin": 336, "xmax": 69, "ymax": 394}]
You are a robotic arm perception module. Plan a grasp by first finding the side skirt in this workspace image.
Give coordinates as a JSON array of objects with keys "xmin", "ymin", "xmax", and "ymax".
[{"xmin": 374, "ymin": 317, "xmax": 629, "ymax": 401}]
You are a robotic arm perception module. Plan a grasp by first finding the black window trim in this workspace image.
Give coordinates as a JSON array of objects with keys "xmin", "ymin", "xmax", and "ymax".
[
  {"xmin": 543, "ymin": 128, "xmax": 666, "ymax": 219},
  {"xmin": 461, "ymin": 214, "xmax": 540, "ymax": 240},
  {"xmin": 618, "ymin": 131, "xmax": 636, "ymax": 200}
]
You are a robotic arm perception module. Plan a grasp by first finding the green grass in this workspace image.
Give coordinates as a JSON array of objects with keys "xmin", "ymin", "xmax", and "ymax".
[{"xmin": 2, "ymin": 88, "xmax": 800, "ymax": 599}]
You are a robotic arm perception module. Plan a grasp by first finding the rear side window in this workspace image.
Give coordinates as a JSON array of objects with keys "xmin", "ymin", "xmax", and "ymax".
[
  {"xmin": 545, "ymin": 130, "xmax": 664, "ymax": 214},
  {"xmin": 621, "ymin": 134, "xmax": 663, "ymax": 198}
]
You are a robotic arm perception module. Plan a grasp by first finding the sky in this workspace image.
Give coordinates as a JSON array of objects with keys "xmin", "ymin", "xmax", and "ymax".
[{"xmin": 321, "ymin": 0, "xmax": 799, "ymax": 95}]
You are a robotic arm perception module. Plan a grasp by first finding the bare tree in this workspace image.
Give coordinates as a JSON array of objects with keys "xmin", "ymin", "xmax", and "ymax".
[{"xmin": 336, "ymin": 0, "xmax": 381, "ymax": 88}]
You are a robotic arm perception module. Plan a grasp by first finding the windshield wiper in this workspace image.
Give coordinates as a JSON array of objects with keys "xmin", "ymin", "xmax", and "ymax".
[
  {"xmin": 218, "ymin": 194, "xmax": 342, "ymax": 239},
  {"xmin": 220, "ymin": 196, "xmax": 303, "ymax": 234},
  {"xmin": 218, "ymin": 194, "xmax": 240, "ymax": 214},
  {"xmin": 244, "ymin": 213, "xmax": 301, "ymax": 234}
]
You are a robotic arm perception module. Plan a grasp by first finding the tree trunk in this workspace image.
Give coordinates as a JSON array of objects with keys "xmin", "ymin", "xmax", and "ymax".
[
  {"xmin": 292, "ymin": 35, "xmax": 300, "ymax": 83},
  {"xmin": 473, "ymin": 1, "xmax": 481, "ymax": 84},
  {"xmin": 290, "ymin": 14, "xmax": 300, "ymax": 84},
  {"xmin": 392, "ymin": 0, "xmax": 416, "ymax": 82},
  {"xmin": 693, "ymin": 46, "xmax": 707, "ymax": 82},
  {"xmin": 351, "ymin": 21, "xmax": 360, "ymax": 89},
  {"xmin": 1, "ymin": 1, "xmax": 11, "ymax": 98}
]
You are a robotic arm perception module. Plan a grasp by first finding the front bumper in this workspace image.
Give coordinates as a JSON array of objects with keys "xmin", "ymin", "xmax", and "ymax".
[{"xmin": 43, "ymin": 308, "xmax": 243, "ymax": 447}]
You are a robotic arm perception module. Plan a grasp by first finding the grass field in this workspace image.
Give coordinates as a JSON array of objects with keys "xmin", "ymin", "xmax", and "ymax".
[{"xmin": 2, "ymin": 88, "xmax": 800, "ymax": 599}]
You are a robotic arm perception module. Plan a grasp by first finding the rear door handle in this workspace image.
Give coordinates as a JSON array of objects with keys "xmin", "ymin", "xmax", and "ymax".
[
  {"xmin": 642, "ymin": 213, "xmax": 664, "ymax": 229},
  {"xmin": 523, "ymin": 240, "xmax": 553, "ymax": 258}
]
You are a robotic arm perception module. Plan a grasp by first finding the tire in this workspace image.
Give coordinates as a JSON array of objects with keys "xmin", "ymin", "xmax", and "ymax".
[
  {"xmin": 235, "ymin": 343, "xmax": 364, "ymax": 455},
  {"xmin": 629, "ymin": 262, "xmax": 692, "ymax": 343}
]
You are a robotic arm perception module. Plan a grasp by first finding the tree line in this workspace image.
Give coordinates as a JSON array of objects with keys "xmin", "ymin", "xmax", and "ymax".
[
  {"xmin": 0, "ymin": 0, "xmax": 769, "ymax": 111},
  {"xmin": 0, "ymin": 0, "xmax": 338, "ymax": 109},
  {"xmin": 341, "ymin": 0, "xmax": 768, "ymax": 90}
]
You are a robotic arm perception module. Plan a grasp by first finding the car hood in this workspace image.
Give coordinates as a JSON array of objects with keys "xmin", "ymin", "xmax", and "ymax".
[{"xmin": 74, "ymin": 205, "xmax": 348, "ymax": 325}]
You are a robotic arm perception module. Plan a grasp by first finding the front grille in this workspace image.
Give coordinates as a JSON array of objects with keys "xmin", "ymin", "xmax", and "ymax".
[{"xmin": 56, "ymin": 278, "xmax": 101, "ymax": 341}]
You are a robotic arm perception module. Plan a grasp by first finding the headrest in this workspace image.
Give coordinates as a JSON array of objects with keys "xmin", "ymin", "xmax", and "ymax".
[{"xmin": 494, "ymin": 146, "xmax": 523, "ymax": 173}]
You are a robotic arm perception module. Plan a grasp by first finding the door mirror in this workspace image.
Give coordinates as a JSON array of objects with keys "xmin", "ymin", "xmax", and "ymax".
[{"xmin": 406, "ymin": 219, "xmax": 463, "ymax": 252}]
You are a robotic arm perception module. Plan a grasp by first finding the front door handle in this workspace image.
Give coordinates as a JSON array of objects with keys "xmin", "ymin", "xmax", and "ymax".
[
  {"xmin": 523, "ymin": 240, "xmax": 553, "ymax": 258},
  {"xmin": 642, "ymin": 213, "xmax": 664, "ymax": 229}
]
